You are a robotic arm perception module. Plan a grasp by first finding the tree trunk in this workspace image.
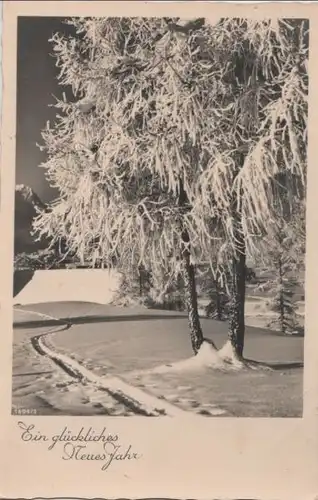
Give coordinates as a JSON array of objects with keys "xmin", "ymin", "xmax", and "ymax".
[
  {"xmin": 277, "ymin": 256, "xmax": 285, "ymax": 333},
  {"xmin": 215, "ymin": 279, "xmax": 222, "ymax": 321},
  {"xmin": 181, "ymin": 233, "xmax": 204, "ymax": 354},
  {"xmin": 138, "ymin": 266, "xmax": 143, "ymax": 297},
  {"xmin": 227, "ymin": 151, "xmax": 247, "ymax": 358},
  {"xmin": 228, "ymin": 213, "xmax": 246, "ymax": 358},
  {"xmin": 178, "ymin": 178, "xmax": 204, "ymax": 354}
]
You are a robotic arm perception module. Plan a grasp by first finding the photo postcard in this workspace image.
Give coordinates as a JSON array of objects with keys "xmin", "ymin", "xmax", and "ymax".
[{"xmin": 0, "ymin": 1, "xmax": 318, "ymax": 499}]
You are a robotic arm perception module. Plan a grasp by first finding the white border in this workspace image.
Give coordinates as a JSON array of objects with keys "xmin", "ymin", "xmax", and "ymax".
[{"xmin": 1, "ymin": 3, "xmax": 317, "ymax": 499}]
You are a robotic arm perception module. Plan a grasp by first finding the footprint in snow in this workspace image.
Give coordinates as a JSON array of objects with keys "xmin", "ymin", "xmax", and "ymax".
[
  {"xmin": 93, "ymin": 403, "xmax": 104, "ymax": 409},
  {"xmin": 198, "ymin": 409, "xmax": 212, "ymax": 416},
  {"xmin": 208, "ymin": 408, "xmax": 227, "ymax": 416},
  {"xmin": 163, "ymin": 394, "xmax": 179, "ymax": 401}
]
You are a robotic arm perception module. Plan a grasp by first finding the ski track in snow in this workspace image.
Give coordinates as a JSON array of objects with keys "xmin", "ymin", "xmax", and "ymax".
[{"xmin": 14, "ymin": 306, "xmax": 217, "ymax": 417}]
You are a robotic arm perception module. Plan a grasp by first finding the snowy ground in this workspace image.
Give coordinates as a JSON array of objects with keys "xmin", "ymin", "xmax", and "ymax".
[
  {"xmin": 12, "ymin": 309, "xmax": 137, "ymax": 416},
  {"xmin": 12, "ymin": 301, "xmax": 303, "ymax": 417},
  {"xmin": 198, "ymin": 293, "xmax": 304, "ymax": 332},
  {"xmin": 123, "ymin": 365, "xmax": 302, "ymax": 417}
]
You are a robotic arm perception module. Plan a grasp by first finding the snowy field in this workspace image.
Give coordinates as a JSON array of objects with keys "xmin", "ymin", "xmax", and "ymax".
[{"xmin": 12, "ymin": 300, "xmax": 303, "ymax": 417}]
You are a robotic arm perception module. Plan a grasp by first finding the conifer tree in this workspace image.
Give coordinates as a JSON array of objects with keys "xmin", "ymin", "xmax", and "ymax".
[
  {"xmin": 258, "ymin": 197, "xmax": 306, "ymax": 334},
  {"xmin": 201, "ymin": 268, "xmax": 230, "ymax": 321}
]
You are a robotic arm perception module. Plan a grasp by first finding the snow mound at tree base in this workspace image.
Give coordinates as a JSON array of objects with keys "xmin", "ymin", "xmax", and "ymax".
[
  {"xmin": 217, "ymin": 340, "xmax": 246, "ymax": 368},
  {"xmin": 217, "ymin": 341, "xmax": 274, "ymax": 371},
  {"xmin": 132, "ymin": 338, "xmax": 276, "ymax": 377},
  {"xmin": 138, "ymin": 339, "xmax": 261, "ymax": 376}
]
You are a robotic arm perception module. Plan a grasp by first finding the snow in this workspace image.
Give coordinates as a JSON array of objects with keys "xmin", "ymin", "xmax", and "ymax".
[
  {"xmin": 38, "ymin": 331, "xmax": 197, "ymax": 417},
  {"xmin": 12, "ymin": 310, "xmax": 138, "ymax": 416},
  {"xmin": 14, "ymin": 307, "xmax": 198, "ymax": 417},
  {"xmin": 14, "ymin": 269, "xmax": 121, "ymax": 306},
  {"xmin": 198, "ymin": 295, "xmax": 305, "ymax": 332},
  {"xmin": 76, "ymin": 97, "xmax": 96, "ymax": 114},
  {"xmin": 12, "ymin": 275, "xmax": 304, "ymax": 417},
  {"xmin": 218, "ymin": 340, "xmax": 245, "ymax": 368},
  {"xmin": 128, "ymin": 338, "xmax": 267, "ymax": 377},
  {"xmin": 140, "ymin": 340, "xmax": 225, "ymax": 374}
]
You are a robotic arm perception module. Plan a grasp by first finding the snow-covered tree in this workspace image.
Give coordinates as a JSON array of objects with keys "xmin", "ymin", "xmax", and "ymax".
[
  {"xmin": 33, "ymin": 17, "xmax": 308, "ymax": 362},
  {"xmin": 112, "ymin": 265, "xmax": 152, "ymax": 307},
  {"xmin": 257, "ymin": 193, "xmax": 306, "ymax": 334},
  {"xmin": 113, "ymin": 262, "xmax": 186, "ymax": 310},
  {"xmin": 200, "ymin": 267, "xmax": 230, "ymax": 321},
  {"xmin": 33, "ymin": 17, "xmax": 219, "ymax": 354},
  {"xmin": 268, "ymin": 263, "xmax": 298, "ymax": 335},
  {"xmin": 189, "ymin": 18, "xmax": 308, "ymax": 358}
]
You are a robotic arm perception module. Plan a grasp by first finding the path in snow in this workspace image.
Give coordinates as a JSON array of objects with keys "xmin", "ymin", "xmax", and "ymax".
[
  {"xmin": 12, "ymin": 309, "xmax": 137, "ymax": 416},
  {"xmin": 13, "ymin": 307, "xmax": 214, "ymax": 417}
]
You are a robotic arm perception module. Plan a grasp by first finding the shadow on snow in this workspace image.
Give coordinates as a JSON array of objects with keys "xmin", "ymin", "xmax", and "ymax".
[{"xmin": 13, "ymin": 313, "xmax": 188, "ymax": 329}]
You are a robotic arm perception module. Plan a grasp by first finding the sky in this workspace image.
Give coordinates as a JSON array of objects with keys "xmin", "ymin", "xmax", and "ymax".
[{"xmin": 16, "ymin": 17, "xmax": 74, "ymax": 202}]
